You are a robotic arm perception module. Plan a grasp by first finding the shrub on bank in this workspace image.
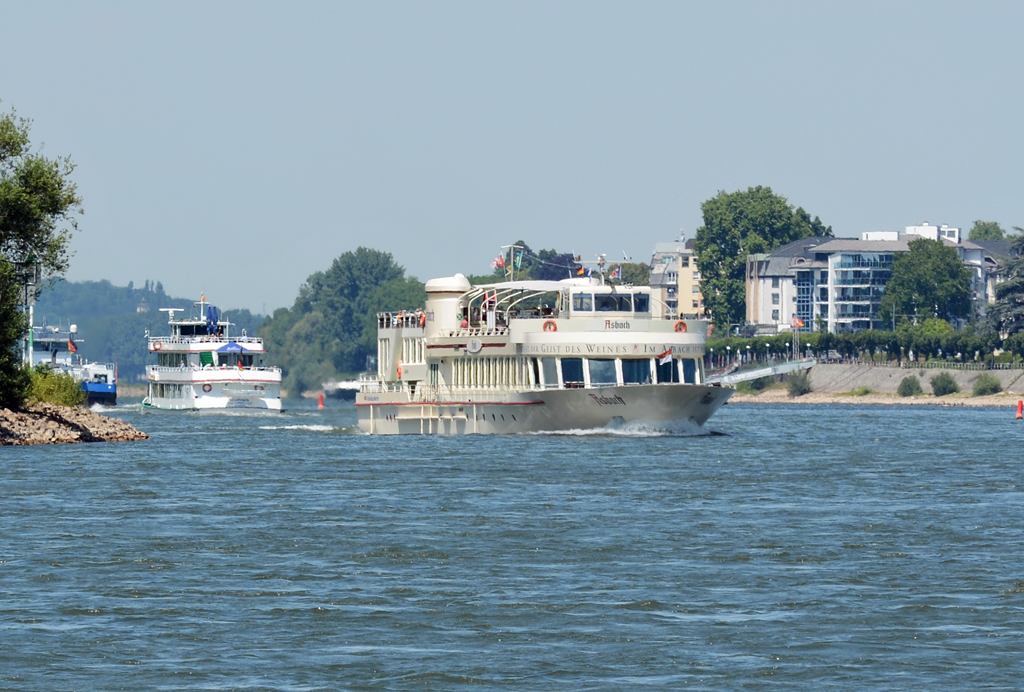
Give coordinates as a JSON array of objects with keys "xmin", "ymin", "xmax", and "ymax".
[
  {"xmin": 930, "ymin": 372, "xmax": 960, "ymax": 397},
  {"xmin": 28, "ymin": 367, "xmax": 86, "ymax": 407},
  {"xmin": 972, "ymin": 373, "xmax": 1003, "ymax": 397},
  {"xmin": 897, "ymin": 375, "xmax": 923, "ymax": 397},
  {"xmin": 787, "ymin": 371, "xmax": 812, "ymax": 397}
]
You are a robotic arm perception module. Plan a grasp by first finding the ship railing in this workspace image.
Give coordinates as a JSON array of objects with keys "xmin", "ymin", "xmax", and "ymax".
[
  {"xmin": 147, "ymin": 335, "xmax": 265, "ymax": 346},
  {"xmin": 377, "ymin": 311, "xmax": 428, "ymax": 329},
  {"xmin": 441, "ymin": 327, "xmax": 510, "ymax": 338},
  {"xmin": 147, "ymin": 365, "xmax": 281, "ymax": 373}
]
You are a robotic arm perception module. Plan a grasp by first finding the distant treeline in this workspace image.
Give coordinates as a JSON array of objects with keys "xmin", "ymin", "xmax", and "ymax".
[{"xmin": 34, "ymin": 279, "xmax": 263, "ymax": 382}]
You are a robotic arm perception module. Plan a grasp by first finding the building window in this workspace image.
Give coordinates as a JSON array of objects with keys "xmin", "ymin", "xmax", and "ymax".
[
  {"xmin": 681, "ymin": 257, "xmax": 689, "ymax": 267},
  {"xmin": 693, "ymin": 300, "xmax": 700, "ymax": 309},
  {"xmin": 693, "ymin": 271, "xmax": 700, "ymax": 280},
  {"xmin": 692, "ymin": 285, "xmax": 699, "ymax": 293},
  {"xmin": 771, "ymin": 277, "xmax": 780, "ymax": 288},
  {"xmin": 772, "ymin": 293, "xmax": 779, "ymax": 305},
  {"xmin": 772, "ymin": 309, "xmax": 779, "ymax": 321}
]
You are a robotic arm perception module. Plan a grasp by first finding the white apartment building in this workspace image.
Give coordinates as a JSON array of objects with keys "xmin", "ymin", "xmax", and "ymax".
[{"xmin": 746, "ymin": 223, "xmax": 996, "ymax": 333}]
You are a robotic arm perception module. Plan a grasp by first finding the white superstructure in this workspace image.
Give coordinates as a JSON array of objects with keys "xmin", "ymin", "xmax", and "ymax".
[
  {"xmin": 142, "ymin": 296, "xmax": 281, "ymax": 411},
  {"xmin": 356, "ymin": 267, "xmax": 733, "ymax": 434}
]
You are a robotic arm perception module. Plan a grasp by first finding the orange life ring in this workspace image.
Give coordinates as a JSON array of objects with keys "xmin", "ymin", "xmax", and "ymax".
[
  {"xmin": 674, "ymin": 321, "xmax": 687, "ymax": 333},
  {"xmin": 152, "ymin": 340, "xmax": 162, "ymax": 350},
  {"xmin": 202, "ymin": 383, "xmax": 212, "ymax": 393},
  {"xmin": 397, "ymin": 363, "xmax": 403, "ymax": 378},
  {"xmin": 543, "ymin": 320, "xmax": 557, "ymax": 332}
]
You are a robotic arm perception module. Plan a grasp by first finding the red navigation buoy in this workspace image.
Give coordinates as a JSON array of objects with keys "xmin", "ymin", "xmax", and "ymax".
[
  {"xmin": 318, "ymin": 394, "xmax": 325, "ymax": 410},
  {"xmin": 1016, "ymin": 400, "xmax": 1022, "ymax": 420}
]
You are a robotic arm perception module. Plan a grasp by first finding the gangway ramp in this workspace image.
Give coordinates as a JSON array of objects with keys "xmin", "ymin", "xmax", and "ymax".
[{"xmin": 706, "ymin": 358, "xmax": 816, "ymax": 386}]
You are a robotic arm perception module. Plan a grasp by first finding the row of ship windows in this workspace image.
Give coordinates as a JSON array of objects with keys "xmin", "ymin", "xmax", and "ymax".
[
  {"xmin": 149, "ymin": 383, "xmax": 190, "ymax": 398},
  {"xmin": 571, "ymin": 294, "xmax": 651, "ymax": 313},
  {"xmin": 447, "ymin": 356, "xmax": 700, "ymax": 389}
]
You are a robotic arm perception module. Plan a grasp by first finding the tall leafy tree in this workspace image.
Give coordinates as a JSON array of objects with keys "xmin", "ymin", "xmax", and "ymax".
[
  {"xmin": 987, "ymin": 234, "xmax": 1024, "ymax": 341},
  {"xmin": 1, "ymin": 103, "xmax": 82, "ymax": 406},
  {"xmin": 694, "ymin": 186, "xmax": 831, "ymax": 329},
  {"xmin": 260, "ymin": 248, "xmax": 426, "ymax": 395},
  {"xmin": 0, "ymin": 262, "xmax": 30, "ymax": 407},
  {"xmin": 968, "ymin": 220, "xmax": 1006, "ymax": 241},
  {"xmin": 878, "ymin": 238, "xmax": 972, "ymax": 326}
]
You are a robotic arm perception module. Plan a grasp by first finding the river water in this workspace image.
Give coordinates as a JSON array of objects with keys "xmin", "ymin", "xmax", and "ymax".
[{"xmin": 2, "ymin": 400, "xmax": 1023, "ymax": 690}]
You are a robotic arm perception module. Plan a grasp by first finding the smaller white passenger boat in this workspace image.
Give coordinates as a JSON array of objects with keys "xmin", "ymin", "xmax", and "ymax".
[{"xmin": 142, "ymin": 296, "xmax": 281, "ymax": 411}]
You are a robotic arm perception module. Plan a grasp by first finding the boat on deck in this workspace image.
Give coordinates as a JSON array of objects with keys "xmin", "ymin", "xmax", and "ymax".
[
  {"xmin": 356, "ymin": 260, "xmax": 733, "ymax": 434},
  {"xmin": 142, "ymin": 296, "xmax": 281, "ymax": 411}
]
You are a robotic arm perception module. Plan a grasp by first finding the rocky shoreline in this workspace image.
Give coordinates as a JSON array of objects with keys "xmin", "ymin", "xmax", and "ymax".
[{"xmin": 0, "ymin": 402, "xmax": 148, "ymax": 446}]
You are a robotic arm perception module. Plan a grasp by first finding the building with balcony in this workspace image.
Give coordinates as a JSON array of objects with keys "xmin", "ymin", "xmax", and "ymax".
[
  {"xmin": 649, "ymin": 236, "xmax": 702, "ymax": 319},
  {"xmin": 746, "ymin": 223, "xmax": 1001, "ymax": 334}
]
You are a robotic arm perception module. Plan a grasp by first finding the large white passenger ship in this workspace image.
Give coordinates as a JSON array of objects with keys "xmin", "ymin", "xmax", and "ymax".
[
  {"xmin": 356, "ymin": 269, "xmax": 733, "ymax": 434},
  {"xmin": 143, "ymin": 296, "xmax": 282, "ymax": 411}
]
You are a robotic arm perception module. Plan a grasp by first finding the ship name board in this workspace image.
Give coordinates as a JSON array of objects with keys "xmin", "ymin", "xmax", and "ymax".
[
  {"xmin": 522, "ymin": 343, "xmax": 705, "ymax": 356},
  {"xmin": 584, "ymin": 319, "xmax": 651, "ymax": 331}
]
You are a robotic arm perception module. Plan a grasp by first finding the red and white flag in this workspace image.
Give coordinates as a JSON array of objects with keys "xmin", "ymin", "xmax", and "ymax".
[{"xmin": 658, "ymin": 349, "xmax": 673, "ymax": 365}]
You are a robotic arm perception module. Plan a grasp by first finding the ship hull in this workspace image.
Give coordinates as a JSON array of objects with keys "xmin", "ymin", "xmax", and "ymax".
[{"xmin": 356, "ymin": 383, "xmax": 732, "ymax": 435}]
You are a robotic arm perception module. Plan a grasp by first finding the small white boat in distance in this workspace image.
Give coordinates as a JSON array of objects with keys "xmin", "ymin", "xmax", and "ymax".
[
  {"xmin": 142, "ymin": 296, "xmax": 282, "ymax": 411},
  {"xmin": 356, "ymin": 263, "xmax": 733, "ymax": 434}
]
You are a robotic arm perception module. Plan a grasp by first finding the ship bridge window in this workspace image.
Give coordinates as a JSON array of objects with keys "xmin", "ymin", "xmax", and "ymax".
[
  {"xmin": 572, "ymin": 293, "xmax": 593, "ymax": 312},
  {"xmin": 588, "ymin": 358, "xmax": 616, "ymax": 386},
  {"xmin": 621, "ymin": 359, "xmax": 651, "ymax": 384},
  {"xmin": 595, "ymin": 295, "xmax": 632, "ymax": 312},
  {"xmin": 633, "ymin": 294, "xmax": 650, "ymax": 313},
  {"xmin": 561, "ymin": 358, "xmax": 585, "ymax": 388}
]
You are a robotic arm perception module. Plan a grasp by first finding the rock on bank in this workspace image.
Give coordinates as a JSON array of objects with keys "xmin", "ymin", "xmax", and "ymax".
[{"xmin": 0, "ymin": 403, "xmax": 148, "ymax": 446}]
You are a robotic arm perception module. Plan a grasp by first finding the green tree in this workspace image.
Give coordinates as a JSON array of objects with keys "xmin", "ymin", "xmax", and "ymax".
[
  {"xmin": 967, "ymin": 220, "xmax": 1005, "ymax": 241},
  {"xmin": 694, "ymin": 186, "xmax": 831, "ymax": 330},
  {"xmin": 987, "ymin": 234, "xmax": 1024, "ymax": 339},
  {"xmin": 0, "ymin": 261, "xmax": 30, "ymax": 407},
  {"xmin": 1, "ymin": 103, "xmax": 82, "ymax": 407},
  {"xmin": 260, "ymin": 248, "xmax": 426, "ymax": 395},
  {"xmin": 878, "ymin": 238, "xmax": 972, "ymax": 326}
]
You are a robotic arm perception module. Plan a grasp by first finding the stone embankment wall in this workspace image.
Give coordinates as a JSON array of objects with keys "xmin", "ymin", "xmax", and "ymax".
[
  {"xmin": 809, "ymin": 364, "xmax": 1024, "ymax": 394},
  {"xmin": 1, "ymin": 403, "xmax": 148, "ymax": 445}
]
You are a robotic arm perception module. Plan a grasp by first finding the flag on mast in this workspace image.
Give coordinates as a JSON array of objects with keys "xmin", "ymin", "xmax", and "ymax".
[{"xmin": 657, "ymin": 349, "xmax": 673, "ymax": 365}]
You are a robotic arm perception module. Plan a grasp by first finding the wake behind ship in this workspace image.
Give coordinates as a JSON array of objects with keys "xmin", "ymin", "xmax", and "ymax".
[{"xmin": 356, "ymin": 267, "xmax": 733, "ymax": 434}]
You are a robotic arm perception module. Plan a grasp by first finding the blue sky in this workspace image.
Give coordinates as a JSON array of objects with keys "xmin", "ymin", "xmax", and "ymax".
[{"xmin": 3, "ymin": 1, "xmax": 1022, "ymax": 312}]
